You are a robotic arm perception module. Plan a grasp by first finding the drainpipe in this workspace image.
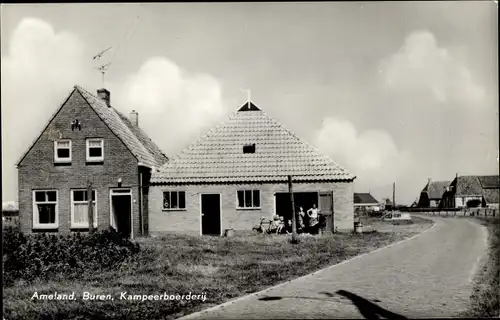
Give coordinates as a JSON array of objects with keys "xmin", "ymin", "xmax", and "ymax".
[{"xmin": 139, "ymin": 170, "xmax": 144, "ymax": 236}]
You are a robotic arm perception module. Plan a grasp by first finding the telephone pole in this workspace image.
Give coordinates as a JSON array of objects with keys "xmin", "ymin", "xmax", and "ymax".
[
  {"xmin": 392, "ymin": 182, "xmax": 396, "ymax": 211},
  {"xmin": 288, "ymin": 175, "xmax": 299, "ymax": 244},
  {"xmin": 87, "ymin": 180, "xmax": 95, "ymax": 233}
]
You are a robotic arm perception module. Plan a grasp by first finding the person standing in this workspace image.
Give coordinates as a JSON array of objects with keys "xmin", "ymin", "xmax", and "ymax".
[
  {"xmin": 307, "ymin": 204, "xmax": 319, "ymax": 233},
  {"xmin": 297, "ymin": 206, "xmax": 306, "ymax": 232}
]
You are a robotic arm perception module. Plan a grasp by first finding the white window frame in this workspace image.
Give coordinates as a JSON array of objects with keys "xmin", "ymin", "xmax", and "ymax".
[
  {"xmin": 162, "ymin": 191, "xmax": 186, "ymax": 211},
  {"xmin": 32, "ymin": 190, "xmax": 59, "ymax": 229},
  {"xmin": 54, "ymin": 139, "xmax": 72, "ymax": 163},
  {"xmin": 236, "ymin": 189, "xmax": 261, "ymax": 209},
  {"xmin": 70, "ymin": 189, "xmax": 98, "ymax": 228},
  {"xmin": 86, "ymin": 138, "xmax": 104, "ymax": 162}
]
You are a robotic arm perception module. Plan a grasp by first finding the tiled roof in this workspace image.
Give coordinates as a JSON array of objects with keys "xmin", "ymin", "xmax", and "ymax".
[
  {"xmin": 477, "ymin": 175, "xmax": 500, "ymax": 189},
  {"xmin": 426, "ymin": 180, "xmax": 451, "ymax": 199},
  {"xmin": 115, "ymin": 111, "xmax": 168, "ymax": 167},
  {"xmin": 483, "ymin": 188, "xmax": 500, "ymax": 204},
  {"xmin": 354, "ymin": 193, "xmax": 379, "ymax": 205},
  {"xmin": 152, "ymin": 102, "xmax": 354, "ymax": 184},
  {"xmin": 16, "ymin": 85, "xmax": 167, "ymax": 169},
  {"xmin": 76, "ymin": 86, "xmax": 167, "ymax": 168},
  {"xmin": 456, "ymin": 176, "xmax": 483, "ymax": 196}
]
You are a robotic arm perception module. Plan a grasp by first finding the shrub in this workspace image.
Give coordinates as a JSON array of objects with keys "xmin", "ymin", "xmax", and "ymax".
[
  {"xmin": 2, "ymin": 228, "xmax": 140, "ymax": 286},
  {"xmin": 467, "ymin": 199, "xmax": 481, "ymax": 208}
]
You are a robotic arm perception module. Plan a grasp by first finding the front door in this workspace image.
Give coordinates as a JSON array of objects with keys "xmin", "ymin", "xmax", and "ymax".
[
  {"xmin": 318, "ymin": 191, "xmax": 334, "ymax": 231},
  {"xmin": 201, "ymin": 194, "xmax": 221, "ymax": 235},
  {"xmin": 110, "ymin": 189, "xmax": 132, "ymax": 238}
]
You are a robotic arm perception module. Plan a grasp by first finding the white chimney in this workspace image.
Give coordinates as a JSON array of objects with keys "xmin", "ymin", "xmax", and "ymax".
[
  {"xmin": 129, "ymin": 110, "xmax": 139, "ymax": 126},
  {"xmin": 97, "ymin": 88, "xmax": 110, "ymax": 107}
]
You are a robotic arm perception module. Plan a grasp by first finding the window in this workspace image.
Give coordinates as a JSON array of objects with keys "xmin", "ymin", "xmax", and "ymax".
[
  {"xmin": 243, "ymin": 144, "xmax": 256, "ymax": 154},
  {"xmin": 86, "ymin": 139, "xmax": 104, "ymax": 162},
  {"xmin": 163, "ymin": 191, "xmax": 186, "ymax": 210},
  {"xmin": 71, "ymin": 189, "xmax": 97, "ymax": 228},
  {"xmin": 33, "ymin": 190, "xmax": 58, "ymax": 229},
  {"xmin": 54, "ymin": 140, "xmax": 72, "ymax": 163},
  {"xmin": 237, "ymin": 190, "xmax": 260, "ymax": 208}
]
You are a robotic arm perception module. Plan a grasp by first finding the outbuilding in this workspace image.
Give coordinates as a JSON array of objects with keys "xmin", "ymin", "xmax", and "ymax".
[{"xmin": 149, "ymin": 102, "xmax": 355, "ymax": 236}]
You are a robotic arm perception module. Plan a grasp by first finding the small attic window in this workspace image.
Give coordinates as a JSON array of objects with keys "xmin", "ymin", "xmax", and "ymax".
[{"xmin": 243, "ymin": 144, "xmax": 256, "ymax": 154}]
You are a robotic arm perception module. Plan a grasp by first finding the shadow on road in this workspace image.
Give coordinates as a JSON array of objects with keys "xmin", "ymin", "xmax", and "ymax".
[
  {"xmin": 257, "ymin": 290, "xmax": 408, "ymax": 320},
  {"xmin": 336, "ymin": 290, "xmax": 408, "ymax": 320}
]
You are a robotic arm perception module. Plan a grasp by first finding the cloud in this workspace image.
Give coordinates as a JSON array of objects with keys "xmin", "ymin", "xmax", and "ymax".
[
  {"xmin": 115, "ymin": 57, "xmax": 226, "ymax": 155},
  {"xmin": 1, "ymin": 18, "xmax": 90, "ymax": 203},
  {"xmin": 314, "ymin": 117, "xmax": 412, "ymax": 194},
  {"xmin": 380, "ymin": 30, "xmax": 486, "ymax": 106},
  {"xmin": 1, "ymin": 18, "xmax": 226, "ymax": 202}
]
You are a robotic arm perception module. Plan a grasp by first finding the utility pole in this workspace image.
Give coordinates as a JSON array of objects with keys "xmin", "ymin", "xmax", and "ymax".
[
  {"xmin": 288, "ymin": 175, "xmax": 299, "ymax": 244},
  {"xmin": 87, "ymin": 180, "xmax": 95, "ymax": 233},
  {"xmin": 393, "ymin": 182, "xmax": 396, "ymax": 212}
]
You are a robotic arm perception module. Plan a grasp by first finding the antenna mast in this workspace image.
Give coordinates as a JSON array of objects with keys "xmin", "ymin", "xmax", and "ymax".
[
  {"xmin": 96, "ymin": 63, "xmax": 111, "ymax": 87},
  {"xmin": 92, "ymin": 46, "xmax": 113, "ymax": 87}
]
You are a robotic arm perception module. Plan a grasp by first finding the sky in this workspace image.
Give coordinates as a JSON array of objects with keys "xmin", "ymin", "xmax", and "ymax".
[{"xmin": 1, "ymin": 2, "xmax": 498, "ymax": 205}]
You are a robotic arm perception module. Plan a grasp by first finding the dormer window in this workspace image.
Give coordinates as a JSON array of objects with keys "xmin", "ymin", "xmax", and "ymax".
[{"xmin": 243, "ymin": 144, "xmax": 256, "ymax": 154}]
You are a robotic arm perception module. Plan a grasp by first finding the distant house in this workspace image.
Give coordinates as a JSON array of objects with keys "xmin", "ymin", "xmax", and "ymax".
[
  {"xmin": 417, "ymin": 179, "xmax": 450, "ymax": 208},
  {"xmin": 16, "ymin": 85, "xmax": 168, "ymax": 238},
  {"xmin": 441, "ymin": 175, "xmax": 499, "ymax": 209},
  {"xmin": 149, "ymin": 102, "xmax": 356, "ymax": 236},
  {"xmin": 353, "ymin": 193, "xmax": 380, "ymax": 212}
]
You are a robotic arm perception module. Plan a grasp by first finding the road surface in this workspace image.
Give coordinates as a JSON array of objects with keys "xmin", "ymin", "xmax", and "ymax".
[{"xmin": 178, "ymin": 216, "xmax": 488, "ymax": 319}]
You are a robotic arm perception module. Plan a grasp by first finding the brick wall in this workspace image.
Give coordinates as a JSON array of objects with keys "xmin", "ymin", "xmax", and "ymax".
[
  {"xmin": 149, "ymin": 181, "xmax": 354, "ymax": 235},
  {"xmin": 17, "ymin": 89, "xmax": 143, "ymax": 236}
]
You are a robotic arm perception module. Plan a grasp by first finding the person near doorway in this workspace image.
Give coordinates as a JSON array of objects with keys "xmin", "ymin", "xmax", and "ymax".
[
  {"xmin": 285, "ymin": 219, "xmax": 293, "ymax": 234},
  {"xmin": 297, "ymin": 206, "xmax": 306, "ymax": 232},
  {"xmin": 307, "ymin": 204, "xmax": 319, "ymax": 234}
]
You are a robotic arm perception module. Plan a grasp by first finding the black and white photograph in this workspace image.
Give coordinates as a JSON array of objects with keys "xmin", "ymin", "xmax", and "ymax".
[{"xmin": 1, "ymin": 2, "xmax": 499, "ymax": 319}]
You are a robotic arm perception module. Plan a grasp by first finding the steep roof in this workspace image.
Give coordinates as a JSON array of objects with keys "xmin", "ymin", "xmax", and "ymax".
[
  {"xmin": 456, "ymin": 175, "xmax": 487, "ymax": 196},
  {"xmin": 483, "ymin": 188, "xmax": 500, "ymax": 204},
  {"xmin": 426, "ymin": 180, "xmax": 451, "ymax": 199},
  {"xmin": 477, "ymin": 175, "xmax": 500, "ymax": 189},
  {"xmin": 151, "ymin": 102, "xmax": 354, "ymax": 184},
  {"xmin": 354, "ymin": 193, "xmax": 379, "ymax": 205},
  {"xmin": 17, "ymin": 85, "xmax": 168, "ymax": 169}
]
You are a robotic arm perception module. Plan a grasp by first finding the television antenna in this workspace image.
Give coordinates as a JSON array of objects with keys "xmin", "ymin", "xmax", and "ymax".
[
  {"xmin": 95, "ymin": 62, "xmax": 111, "ymax": 87},
  {"xmin": 93, "ymin": 46, "xmax": 113, "ymax": 60}
]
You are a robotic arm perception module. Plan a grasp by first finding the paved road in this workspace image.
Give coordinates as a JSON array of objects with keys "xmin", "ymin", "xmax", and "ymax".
[{"xmin": 179, "ymin": 216, "xmax": 488, "ymax": 319}]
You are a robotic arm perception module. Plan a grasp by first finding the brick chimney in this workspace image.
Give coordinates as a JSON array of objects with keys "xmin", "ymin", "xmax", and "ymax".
[
  {"xmin": 97, "ymin": 89, "xmax": 110, "ymax": 106},
  {"xmin": 129, "ymin": 110, "xmax": 139, "ymax": 126}
]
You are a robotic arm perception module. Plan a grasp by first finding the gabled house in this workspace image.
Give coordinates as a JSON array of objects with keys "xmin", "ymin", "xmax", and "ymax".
[
  {"xmin": 477, "ymin": 175, "xmax": 500, "ymax": 209},
  {"xmin": 149, "ymin": 102, "xmax": 356, "ymax": 236},
  {"xmin": 353, "ymin": 193, "xmax": 380, "ymax": 212},
  {"xmin": 441, "ymin": 175, "xmax": 499, "ymax": 209},
  {"xmin": 417, "ymin": 179, "xmax": 450, "ymax": 208},
  {"xmin": 16, "ymin": 85, "xmax": 168, "ymax": 238}
]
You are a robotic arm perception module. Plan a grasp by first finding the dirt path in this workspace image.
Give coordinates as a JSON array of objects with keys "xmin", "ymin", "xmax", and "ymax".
[{"xmin": 178, "ymin": 216, "xmax": 488, "ymax": 319}]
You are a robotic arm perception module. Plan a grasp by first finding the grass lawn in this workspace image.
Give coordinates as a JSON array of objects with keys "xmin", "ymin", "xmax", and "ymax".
[
  {"xmin": 3, "ymin": 218, "xmax": 434, "ymax": 320},
  {"xmin": 464, "ymin": 218, "xmax": 500, "ymax": 318}
]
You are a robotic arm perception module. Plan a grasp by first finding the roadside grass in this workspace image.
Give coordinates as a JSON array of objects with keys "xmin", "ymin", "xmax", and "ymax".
[
  {"xmin": 465, "ymin": 218, "xmax": 500, "ymax": 318},
  {"xmin": 3, "ymin": 219, "xmax": 434, "ymax": 320}
]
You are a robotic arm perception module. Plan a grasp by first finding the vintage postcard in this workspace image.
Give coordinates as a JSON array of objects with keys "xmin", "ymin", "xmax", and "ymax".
[{"xmin": 1, "ymin": 2, "xmax": 498, "ymax": 319}]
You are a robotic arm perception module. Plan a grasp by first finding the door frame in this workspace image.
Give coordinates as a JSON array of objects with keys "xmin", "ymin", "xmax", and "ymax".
[
  {"xmin": 199, "ymin": 193, "xmax": 222, "ymax": 236},
  {"xmin": 109, "ymin": 188, "xmax": 133, "ymax": 239}
]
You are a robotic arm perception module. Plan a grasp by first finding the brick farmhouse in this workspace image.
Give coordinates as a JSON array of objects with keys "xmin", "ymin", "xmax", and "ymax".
[
  {"xmin": 149, "ymin": 102, "xmax": 356, "ymax": 236},
  {"xmin": 16, "ymin": 85, "xmax": 167, "ymax": 238}
]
